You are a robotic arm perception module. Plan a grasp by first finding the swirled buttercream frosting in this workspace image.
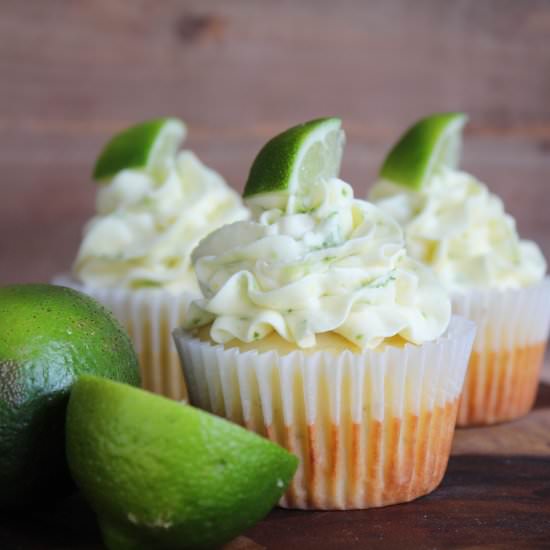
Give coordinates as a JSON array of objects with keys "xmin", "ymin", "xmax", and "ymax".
[
  {"xmin": 74, "ymin": 151, "xmax": 249, "ymax": 293},
  {"xmin": 186, "ymin": 177, "xmax": 451, "ymax": 350},
  {"xmin": 369, "ymin": 169, "xmax": 546, "ymax": 292}
]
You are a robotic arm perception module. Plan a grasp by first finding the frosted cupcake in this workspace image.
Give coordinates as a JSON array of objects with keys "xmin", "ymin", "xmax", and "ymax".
[
  {"xmin": 174, "ymin": 118, "xmax": 475, "ymax": 510},
  {"xmin": 54, "ymin": 118, "xmax": 248, "ymax": 400},
  {"xmin": 369, "ymin": 113, "xmax": 550, "ymax": 426}
]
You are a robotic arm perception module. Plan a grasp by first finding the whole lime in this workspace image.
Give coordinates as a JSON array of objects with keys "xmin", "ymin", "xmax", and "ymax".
[{"xmin": 0, "ymin": 283, "xmax": 140, "ymax": 510}]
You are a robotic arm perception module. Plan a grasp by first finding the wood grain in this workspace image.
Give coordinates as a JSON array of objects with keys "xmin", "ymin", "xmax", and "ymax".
[
  {"xmin": 2, "ymin": 455, "xmax": 550, "ymax": 549},
  {"xmin": 1, "ymin": 381, "xmax": 549, "ymax": 549},
  {"xmin": 1, "ymin": 0, "xmax": 550, "ymax": 284},
  {"xmin": 1, "ymin": 3, "xmax": 550, "ymax": 547},
  {"xmin": 452, "ymin": 379, "xmax": 550, "ymax": 456},
  {"xmin": 249, "ymin": 455, "xmax": 550, "ymax": 549}
]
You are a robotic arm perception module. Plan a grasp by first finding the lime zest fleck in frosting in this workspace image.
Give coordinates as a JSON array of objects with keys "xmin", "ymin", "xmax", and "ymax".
[
  {"xmin": 369, "ymin": 169, "xmax": 547, "ymax": 292},
  {"xmin": 185, "ymin": 177, "xmax": 451, "ymax": 350}
]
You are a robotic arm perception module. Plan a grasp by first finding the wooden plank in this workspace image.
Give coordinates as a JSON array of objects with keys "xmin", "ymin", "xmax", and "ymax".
[
  {"xmin": 452, "ymin": 381, "xmax": 550, "ymax": 457},
  {"xmin": 2, "ymin": 0, "xmax": 550, "ymax": 283},
  {"xmin": 2, "ymin": 136, "xmax": 550, "ymax": 285},
  {"xmin": 1, "ymin": 384, "xmax": 549, "ymax": 547},
  {"xmin": 2, "ymin": 452, "xmax": 550, "ymax": 549},
  {"xmin": 541, "ymin": 360, "xmax": 550, "ymax": 385},
  {"xmin": 2, "ymin": 1, "xmax": 550, "ymax": 548},
  {"xmin": 2, "ymin": 0, "xmax": 550, "ymax": 132},
  {"xmin": 247, "ymin": 455, "xmax": 550, "ymax": 549}
]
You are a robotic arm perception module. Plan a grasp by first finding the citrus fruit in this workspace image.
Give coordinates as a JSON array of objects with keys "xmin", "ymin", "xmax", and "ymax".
[
  {"xmin": 379, "ymin": 112, "xmax": 467, "ymax": 190},
  {"xmin": 66, "ymin": 375, "xmax": 298, "ymax": 550},
  {"xmin": 93, "ymin": 118, "xmax": 186, "ymax": 181},
  {"xmin": 0, "ymin": 284, "xmax": 140, "ymax": 510},
  {"xmin": 243, "ymin": 117, "xmax": 344, "ymax": 209}
]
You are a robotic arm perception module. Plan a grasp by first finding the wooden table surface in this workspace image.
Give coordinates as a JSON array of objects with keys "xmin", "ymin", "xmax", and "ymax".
[
  {"xmin": 1, "ymin": 365, "xmax": 550, "ymax": 549},
  {"xmin": 2, "ymin": 1, "xmax": 550, "ymax": 548}
]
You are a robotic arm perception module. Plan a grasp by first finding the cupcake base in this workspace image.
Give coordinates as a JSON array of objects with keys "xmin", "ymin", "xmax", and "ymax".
[
  {"xmin": 457, "ymin": 342, "xmax": 546, "ymax": 426},
  {"xmin": 453, "ymin": 278, "xmax": 550, "ymax": 427},
  {"xmin": 279, "ymin": 398, "xmax": 459, "ymax": 509},
  {"xmin": 174, "ymin": 316, "xmax": 475, "ymax": 510}
]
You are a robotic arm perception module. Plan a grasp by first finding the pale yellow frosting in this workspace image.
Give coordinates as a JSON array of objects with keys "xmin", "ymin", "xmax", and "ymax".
[
  {"xmin": 369, "ymin": 169, "xmax": 546, "ymax": 292},
  {"xmin": 74, "ymin": 150, "xmax": 249, "ymax": 293},
  {"xmin": 186, "ymin": 177, "xmax": 451, "ymax": 350}
]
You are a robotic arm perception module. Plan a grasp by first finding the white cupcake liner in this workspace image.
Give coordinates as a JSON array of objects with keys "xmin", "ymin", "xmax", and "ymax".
[
  {"xmin": 452, "ymin": 277, "xmax": 550, "ymax": 426},
  {"xmin": 53, "ymin": 274, "xmax": 194, "ymax": 400},
  {"xmin": 173, "ymin": 316, "xmax": 475, "ymax": 510}
]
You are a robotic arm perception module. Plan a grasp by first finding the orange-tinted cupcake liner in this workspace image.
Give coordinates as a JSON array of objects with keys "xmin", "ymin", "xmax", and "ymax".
[{"xmin": 453, "ymin": 278, "xmax": 550, "ymax": 426}]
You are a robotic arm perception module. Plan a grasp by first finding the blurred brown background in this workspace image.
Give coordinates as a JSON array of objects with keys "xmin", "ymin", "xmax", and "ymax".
[{"xmin": 1, "ymin": 0, "xmax": 549, "ymax": 285}]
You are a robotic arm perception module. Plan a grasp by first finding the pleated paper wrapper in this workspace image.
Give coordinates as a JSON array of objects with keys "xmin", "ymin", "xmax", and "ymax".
[
  {"xmin": 53, "ymin": 274, "xmax": 194, "ymax": 400},
  {"xmin": 174, "ymin": 316, "xmax": 475, "ymax": 510},
  {"xmin": 452, "ymin": 277, "xmax": 550, "ymax": 426}
]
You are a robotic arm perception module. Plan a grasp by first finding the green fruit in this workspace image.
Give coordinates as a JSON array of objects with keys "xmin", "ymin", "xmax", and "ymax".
[
  {"xmin": 66, "ymin": 375, "xmax": 298, "ymax": 550},
  {"xmin": 243, "ymin": 117, "xmax": 344, "ymax": 208},
  {"xmin": 93, "ymin": 118, "xmax": 186, "ymax": 182},
  {"xmin": 0, "ymin": 284, "xmax": 140, "ymax": 510},
  {"xmin": 379, "ymin": 112, "xmax": 467, "ymax": 190}
]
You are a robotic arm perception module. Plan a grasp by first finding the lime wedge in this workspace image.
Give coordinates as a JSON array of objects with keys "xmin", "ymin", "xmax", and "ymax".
[
  {"xmin": 243, "ymin": 117, "xmax": 344, "ymax": 208},
  {"xmin": 66, "ymin": 375, "xmax": 298, "ymax": 550},
  {"xmin": 93, "ymin": 118, "xmax": 186, "ymax": 182},
  {"xmin": 379, "ymin": 112, "xmax": 467, "ymax": 190}
]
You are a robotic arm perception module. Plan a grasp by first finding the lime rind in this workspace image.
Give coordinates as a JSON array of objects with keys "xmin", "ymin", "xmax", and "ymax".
[
  {"xmin": 379, "ymin": 112, "xmax": 467, "ymax": 190},
  {"xmin": 98, "ymin": 519, "xmax": 145, "ymax": 550},
  {"xmin": 243, "ymin": 117, "xmax": 344, "ymax": 203},
  {"xmin": 93, "ymin": 118, "xmax": 186, "ymax": 182}
]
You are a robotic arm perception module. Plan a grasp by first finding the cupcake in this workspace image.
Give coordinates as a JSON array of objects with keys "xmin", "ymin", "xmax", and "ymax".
[
  {"xmin": 174, "ymin": 118, "xmax": 475, "ymax": 510},
  {"xmin": 54, "ymin": 118, "xmax": 249, "ymax": 400},
  {"xmin": 369, "ymin": 112, "xmax": 550, "ymax": 426}
]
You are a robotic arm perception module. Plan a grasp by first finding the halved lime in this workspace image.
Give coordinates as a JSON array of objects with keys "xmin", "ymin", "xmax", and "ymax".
[
  {"xmin": 243, "ymin": 117, "xmax": 344, "ymax": 208},
  {"xmin": 379, "ymin": 112, "xmax": 467, "ymax": 190},
  {"xmin": 66, "ymin": 375, "xmax": 298, "ymax": 550},
  {"xmin": 93, "ymin": 118, "xmax": 186, "ymax": 182}
]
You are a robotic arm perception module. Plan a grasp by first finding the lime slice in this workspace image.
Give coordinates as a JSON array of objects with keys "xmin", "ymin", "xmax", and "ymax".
[
  {"xmin": 93, "ymin": 118, "xmax": 186, "ymax": 182},
  {"xmin": 66, "ymin": 375, "xmax": 298, "ymax": 550},
  {"xmin": 243, "ymin": 117, "xmax": 344, "ymax": 208},
  {"xmin": 379, "ymin": 112, "xmax": 467, "ymax": 190}
]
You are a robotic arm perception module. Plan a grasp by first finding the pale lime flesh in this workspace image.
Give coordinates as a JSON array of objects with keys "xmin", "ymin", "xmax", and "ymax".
[{"xmin": 243, "ymin": 117, "xmax": 344, "ymax": 204}]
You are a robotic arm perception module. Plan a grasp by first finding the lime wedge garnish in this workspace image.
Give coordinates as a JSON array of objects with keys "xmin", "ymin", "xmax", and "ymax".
[
  {"xmin": 379, "ymin": 112, "xmax": 467, "ymax": 190},
  {"xmin": 93, "ymin": 118, "xmax": 186, "ymax": 182},
  {"xmin": 243, "ymin": 117, "xmax": 344, "ymax": 208},
  {"xmin": 66, "ymin": 375, "xmax": 298, "ymax": 550}
]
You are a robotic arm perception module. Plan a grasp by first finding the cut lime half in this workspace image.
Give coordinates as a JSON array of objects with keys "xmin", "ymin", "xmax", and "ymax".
[
  {"xmin": 93, "ymin": 118, "xmax": 186, "ymax": 182},
  {"xmin": 379, "ymin": 112, "xmax": 467, "ymax": 190},
  {"xmin": 243, "ymin": 117, "xmax": 344, "ymax": 209}
]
